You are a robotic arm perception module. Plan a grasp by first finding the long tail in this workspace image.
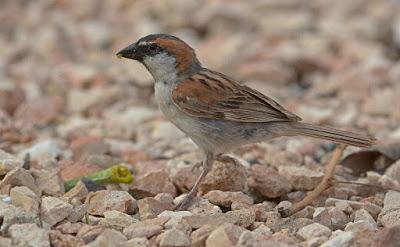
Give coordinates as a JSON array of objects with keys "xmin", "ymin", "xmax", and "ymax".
[{"xmin": 282, "ymin": 122, "xmax": 376, "ymax": 148}]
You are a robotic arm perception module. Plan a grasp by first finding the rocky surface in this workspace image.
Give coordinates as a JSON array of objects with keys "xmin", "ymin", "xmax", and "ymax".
[{"xmin": 0, "ymin": 0, "xmax": 399, "ymax": 246}]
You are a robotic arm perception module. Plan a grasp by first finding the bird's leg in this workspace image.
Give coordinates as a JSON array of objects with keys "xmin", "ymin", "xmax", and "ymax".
[
  {"xmin": 190, "ymin": 161, "xmax": 202, "ymax": 172},
  {"xmin": 174, "ymin": 152, "xmax": 214, "ymax": 211}
]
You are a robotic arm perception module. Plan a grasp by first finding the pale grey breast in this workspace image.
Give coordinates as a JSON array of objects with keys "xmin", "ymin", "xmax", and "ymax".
[{"xmin": 154, "ymin": 81, "xmax": 280, "ymax": 154}]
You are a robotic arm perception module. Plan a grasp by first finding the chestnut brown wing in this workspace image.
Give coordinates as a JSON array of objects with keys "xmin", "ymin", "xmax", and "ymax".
[{"xmin": 172, "ymin": 69, "xmax": 301, "ymax": 123}]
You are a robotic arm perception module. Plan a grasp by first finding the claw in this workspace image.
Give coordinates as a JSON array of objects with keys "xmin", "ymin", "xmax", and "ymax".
[
  {"xmin": 191, "ymin": 161, "xmax": 202, "ymax": 172},
  {"xmin": 174, "ymin": 194, "xmax": 196, "ymax": 211}
]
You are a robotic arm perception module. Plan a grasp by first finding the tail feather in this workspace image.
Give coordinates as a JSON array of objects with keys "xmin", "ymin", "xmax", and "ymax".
[{"xmin": 287, "ymin": 122, "xmax": 375, "ymax": 148}]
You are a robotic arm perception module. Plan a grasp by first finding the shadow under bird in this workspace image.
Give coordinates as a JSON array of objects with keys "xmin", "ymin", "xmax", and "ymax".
[{"xmin": 117, "ymin": 34, "xmax": 375, "ymax": 210}]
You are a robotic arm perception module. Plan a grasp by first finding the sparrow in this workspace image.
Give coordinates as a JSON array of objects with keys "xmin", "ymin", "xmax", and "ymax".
[{"xmin": 117, "ymin": 34, "xmax": 375, "ymax": 210}]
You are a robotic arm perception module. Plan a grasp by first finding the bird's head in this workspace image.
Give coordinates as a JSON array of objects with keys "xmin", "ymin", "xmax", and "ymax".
[{"xmin": 117, "ymin": 34, "xmax": 201, "ymax": 81}]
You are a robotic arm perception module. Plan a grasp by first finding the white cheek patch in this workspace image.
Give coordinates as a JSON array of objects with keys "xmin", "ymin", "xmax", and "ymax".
[
  {"xmin": 138, "ymin": 41, "xmax": 152, "ymax": 46},
  {"xmin": 143, "ymin": 53, "xmax": 178, "ymax": 82}
]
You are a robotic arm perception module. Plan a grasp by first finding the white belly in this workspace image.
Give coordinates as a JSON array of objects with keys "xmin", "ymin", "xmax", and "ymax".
[
  {"xmin": 154, "ymin": 81, "xmax": 195, "ymax": 131},
  {"xmin": 154, "ymin": 81, "xmax": 214, "ymax": 150},
  {"xmin": 154, "ymin": 82, "xmax": 179, "ymax": 120},
  {"xmin": 153, "ymin": 81, "xmax": 279, "ymax": 154}
]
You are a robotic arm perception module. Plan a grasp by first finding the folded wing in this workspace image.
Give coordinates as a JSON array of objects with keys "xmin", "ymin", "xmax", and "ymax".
[{"xmin": 172, "ymin": 69, "xmax": 301, "ymax": 123}]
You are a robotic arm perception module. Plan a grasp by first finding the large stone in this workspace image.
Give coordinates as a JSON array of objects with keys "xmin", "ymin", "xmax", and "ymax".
[
  {"xmin": 354, "ymin": 209, "xmax": 377, "ymax": 228},
  {"xmin": 67, "ymin": 88, "xmax": 110, "ymax": 114},
  {"xmin": 157, "ymin": 229, "xmax": 191, "ymax": 247},
  {"xmin": 274, "ymin": 217, "xmax": 313, "ymax": 234},
  {"xmin": 297, "ymin": 222, "xmax": 332, "ymax": 240},
  {"xmin": 200, "ymin": 157, "xmax": 247, "ymax": 194},
  {"xmin": 191, "ymin": 225, "xmax": 215, "ymax": 247},
  {"xmin": 98, "ymin": 210, "xmax": 137, "ymax": 231},
  {"xmin": 123, "ymin": 225, "xmax": 163, "ymax": 240},
  {"xmin": 205, "ymin": 223, "xmax": 244, "ymax": 247},
  {"xmin": 248, "ymin": 164, "xmax": 292, "ymax": 198},
  {"xmin": 76, "ymin": 225, "xmax": 104, "ymax": 244},
  {"xmin": 0, "ymin": 201, "xmax": 39, "ymax": 234},
  {"xmin": 0, "ymin": 236, "xmax": 12, "ymax": 247},
  {"xmin": 127, "ymin": 237, "xmax": 150, "ymax": 247},
  {"xmin": 138, "ymin": 197, "xmax": 174, "ymax": 220},
  {"xmin": 252, "ymin": 224, "xmax": 272, "ymax": 237},
  {"xmin": 183, "ymin": 213, "xmax": 240, "ymax": 229},
  {"xmin": 236, "ymin": 231, "xmax": 257, "ymax": 247},
  {"xmin": 32, "ymin": 169, "xmax": 64, "ymax": 196},
  {"xmin": 70, "ymin": 136, "xmax": 111, "ymax": 159},
  {"xmin": 320, "ymin": 231, "xmax": 354, "ymax": 247},
  {"xmin": 278, "ymin": 165, "xmax": 324, "ymax": 190},
  {"xmin": 49, "ymin": 230, "xmax": 84, "ymax": 247},
  {"xmin": 56, "ymin": 222, "xmax": 86, "ymax": 235},
  {"xmin": 85, "ymin": 228, "xmax": 128, "ymax": 247},
  {"xmin": 9, "ymin": 223, "xmax": 50, "ymax": 247},
  {"xmin": 225, "ymin": 209, "xmax": 256, "ymax": 228},
  {"xmin": 158, "ymin": 210, "xmax": 193, "ymax": 229},
  {"xmin": 130, "ymin": 169, "xmax": 177, "ymax": 199},
  {"xmin": 329, "ymin": 207, "xmax": 351, "ymax": 230},
  {"xmin": 184, "ymin": 197, "xmax": 222, "ymax": 216},
  {"xmin": 374, "ymin": 225, "xmax": 400, "ymax": 247},
  {"xmin": 379, "ymin": 191, "xmax": 400, "ymax": 227},
  {"xmin": 123, "ymin": 216, "xmax": 170, "ymax": 239},
  {"xmin": 10, "ymin": 186, "xmax": 40, "ymax": 214},
  {"xmin": 313, "ymin": 208, "xmax": 331, "ymax": 227},
  {"xmin": 385, "ymin": 160, "xmax": 400, "ymax": 184},
  {"xmin": 313, "ymin": 207, "xmax": 351, "ymax": 231},
  {"xmin": 250, "ymin": 202, "xmax": 275, "ymax": 222},
  {"xmin": 68, "ymin": 203, "xmax": 87, "ymax": 223},
  {"xmin": 379, "ymin": 209, "xmax": 400, "ymax": 227},
  {"xmin": 0, "ymin": 168, "xmax": 40, "ymax": 195},
  {"xmin": 0, "ymin": 150, "xmax": 23, "ymax": 175},
  {"xmin": 203, "ymin": 190, "xmax": 253, "ymax": 208},
  {"xmin": 41, "ymin": 196, "xmax": 73, "ymax": 226},
  {"xmin": 59, "ymin": 160, "xmax": 100, "ymax": 182},
  {"xmin": 86, "ymin": 190, "xmax": 137, "ymax": 216},
  {"xmin": 344, "ymin": 220, "xmax": 377, "ymax": 247},
  {"xmin": 362, "ymin": 88, "xmax": 399, "ymax": 116},
  {"xmin": 362, "ymin": 202, "xmax": 382, "ymax": 219},
  {"xmin": 383, "ymin": 191, "xmax": 400, "ymax": 213},
  {"xmin": 14, "ymin": 96, "xmax": 63, "ymax": 127},
  {"xmin": 325, "ymin": 198, "xmax": 362, "ymax": 212},
  {"xmin": 106, "ymin": 106, "xmax": 157, "ymax": 131},
  {"xmin": 264, "ymin": 211, "xmax": 283, "ymax": 231},
  {"xmin": 63, "ymin": 180, "xmax": 89, "ymax": 202},
  {"xmin": 0, "ymin": 84, "xmax": 25, "ymax": 115}
]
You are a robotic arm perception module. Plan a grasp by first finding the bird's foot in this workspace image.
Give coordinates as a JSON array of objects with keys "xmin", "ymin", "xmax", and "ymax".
[
  {"xmin": 215, "ymin": 154, "xmax": 235, "ymax": 163},
  {"xmin": 174, "ymin": 193, "xmax": 196, "ymax": 211},
  {"xmin": 191, "ymin": 161, "xmax": 202, "ymax": 172}
]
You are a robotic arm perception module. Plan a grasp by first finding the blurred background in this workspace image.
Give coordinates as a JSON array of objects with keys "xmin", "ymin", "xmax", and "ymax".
[{"xmin": 0, "ymin": 0, "xmax": 399, "ymax": 178}]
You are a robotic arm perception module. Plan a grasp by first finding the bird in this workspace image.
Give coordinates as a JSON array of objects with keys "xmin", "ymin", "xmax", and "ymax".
[{"xmin": 117, "ymin": 34, "xmax": 375, "ymax": 210}]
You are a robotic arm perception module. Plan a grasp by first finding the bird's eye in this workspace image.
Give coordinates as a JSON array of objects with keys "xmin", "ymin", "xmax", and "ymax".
[{"xmin": 148, "ymin": 44, "xmax": 158, "ymax": 51}]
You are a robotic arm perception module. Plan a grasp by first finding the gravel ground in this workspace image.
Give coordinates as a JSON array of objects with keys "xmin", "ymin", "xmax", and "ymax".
[{"xmin": 1, "ymin": 0, "xmax": 400, "ymax": 246}]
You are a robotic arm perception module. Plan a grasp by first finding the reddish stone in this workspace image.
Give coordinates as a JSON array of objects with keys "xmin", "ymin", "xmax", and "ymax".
[
  {"xmin": 131, "ymin": 160, "xmax": 167, "ymax": 177},
  {"xmin": 248, "ymin": 164, "xmax": 292, "ymax": 198},
  {"xmin": 130, "ymin": 169, "xmax": 177, "ymax": 199},
  {"xmin": 375, "ymin": 225, "xmax": 400, "ymax": 247},
  {"xmin": 0, "ymin": 86, "xmax": 25, "ymax": 115},
  {"xmin": 199, "ymin": 157, "xmax": 247, "ymax": 194},
  {"xmin": 70, "ymin": 136, "xmax": 110, "ymax": 158},
  {"xmin": 14, "ymin": 96, "xmax": 63, "ymax": 127},
  {"xmin": 59, "ymin": 160, "xmax": 100, "ymax": 181}
]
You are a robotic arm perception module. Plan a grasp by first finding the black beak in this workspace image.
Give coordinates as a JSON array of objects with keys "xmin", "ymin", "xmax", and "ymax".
[{"xmin": 116, "ymin": 42, "xmax": 138, "ymax": 60}]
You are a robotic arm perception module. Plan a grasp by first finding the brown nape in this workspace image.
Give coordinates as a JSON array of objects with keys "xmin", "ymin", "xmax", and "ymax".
[{"xmin": 154, "ymin": 38, "xmax": 197, "ymax": 74}]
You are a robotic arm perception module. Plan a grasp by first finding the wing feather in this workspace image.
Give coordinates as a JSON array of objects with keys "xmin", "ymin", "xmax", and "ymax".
[{"xmin": 172, "ymin": 69, "xmax": 301, "ymax": 123}]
